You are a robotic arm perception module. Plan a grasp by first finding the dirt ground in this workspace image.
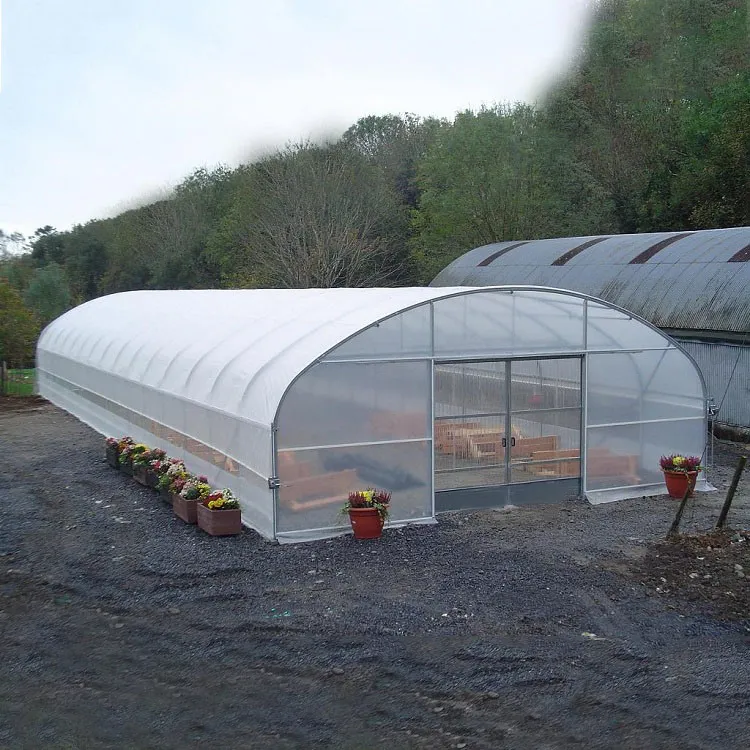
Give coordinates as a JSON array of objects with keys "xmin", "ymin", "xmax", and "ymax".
[{"xmin": 1, "ymin": 399, "xmax": 749, "ymax": 750}]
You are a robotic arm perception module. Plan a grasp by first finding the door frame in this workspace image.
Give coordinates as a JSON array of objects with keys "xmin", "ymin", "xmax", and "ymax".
[{"xmin": 432, "ymin": 354, "xmax": 584, "ymax": 512}]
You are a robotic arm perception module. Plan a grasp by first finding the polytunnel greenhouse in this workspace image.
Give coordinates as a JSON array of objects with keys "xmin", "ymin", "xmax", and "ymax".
[{"xmin": 37, "ymin": 287, "xmax": 710, "ymax": 542}]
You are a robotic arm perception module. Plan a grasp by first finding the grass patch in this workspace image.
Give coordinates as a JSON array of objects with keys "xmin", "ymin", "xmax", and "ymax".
[{"xmin": 3, "ymin": 368, "xmax": 35, "ymax": 396}]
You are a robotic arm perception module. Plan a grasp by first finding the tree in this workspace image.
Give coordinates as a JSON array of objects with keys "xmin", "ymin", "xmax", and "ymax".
[
  {"xmin": 542, "ymin": 0, "xmax": 748, "ymax": 232},
  {"xmin": 211, "ymin": 142, "xmax": 411, "ymax": 288},
  {"xmin": 64, "ymin": 221, "xmax": 113, "ymax": 300},
  {"xmin": 30, "ymin": 226, "xmax": 66, "ymax": 265},
  {"xmin": 410, "ymin": 105, "xmax": 615, "ymax": 282},
  {"xmin": 670, "ymin": 74, "xmax": 750, "ymax": 227},
  {"xmin": 341, "ymin": 113, "xmax": 445, "ymax": 207},
  {"xmin": 0, "ymin": 280, "xmax": 40, "ymax": 366},
  {"xmin": 24, "ymin": 262, "xmax": 72, "ymax": 326}
]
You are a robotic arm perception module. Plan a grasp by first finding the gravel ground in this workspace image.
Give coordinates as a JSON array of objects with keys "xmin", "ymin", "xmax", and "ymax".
[{"xmin": 1, "ymin": 399, "xmax": 749, "ymax": 750}]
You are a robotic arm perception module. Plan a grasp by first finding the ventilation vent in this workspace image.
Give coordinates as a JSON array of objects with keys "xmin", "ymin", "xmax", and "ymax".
[
  {"xmin": 551, "ymin": 237, "xmax": 609, "ymax": 266},
  {"xmin": 477, "ymin": 241, "xmax": 529, "ymax": 267},
  {"xmin": 728, "ymin": 243, "xmax": 750, "ymax": 263},
  {"xmin": 629, "ymin": 232, "xmax": 694, "ymax": 264}
]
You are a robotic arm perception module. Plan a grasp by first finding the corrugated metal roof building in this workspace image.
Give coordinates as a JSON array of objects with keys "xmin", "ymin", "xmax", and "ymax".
[{"xmin": 432, "ymin": 226, "xmax": 750, "ymax": 429}]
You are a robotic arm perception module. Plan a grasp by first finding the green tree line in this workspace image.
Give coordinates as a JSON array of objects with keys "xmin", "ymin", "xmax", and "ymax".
[{"xmin": 1, "ymin": 0, "xmax": 747, "ymax": 365}]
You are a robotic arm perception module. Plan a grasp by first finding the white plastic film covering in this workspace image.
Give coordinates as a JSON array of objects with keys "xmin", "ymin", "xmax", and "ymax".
[
  {"xmin": 586, "ymin": 302, "xmax": 669, "ymax": 351},
  {"xmin": 277, "ymin": 360, "xmax": 431, "ymax": 449},
  {"xmin": 323, "ymin": 304, "xmax": 432, "ymax": 361},
  {"xmin": 433, "ymin": 290, "xmax": 585, "ymax": 357}
]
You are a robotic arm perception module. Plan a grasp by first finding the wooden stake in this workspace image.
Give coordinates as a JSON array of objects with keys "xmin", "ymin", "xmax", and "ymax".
[
  {"xmin": 716, "ymin": 455, "xmax": 747, "ymax": 529},
  {"xmin": 667, "ymin": 482, "xmax": 692, "ymax": 539}
]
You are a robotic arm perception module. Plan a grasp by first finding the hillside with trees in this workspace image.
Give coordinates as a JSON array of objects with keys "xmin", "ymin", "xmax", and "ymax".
[{"xmin": 1, "ymin": 0, "xmax": 747, "ymax": 346}]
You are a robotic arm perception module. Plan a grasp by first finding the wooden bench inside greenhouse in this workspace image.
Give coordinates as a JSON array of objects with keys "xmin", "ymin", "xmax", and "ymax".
[
  {"xmin": 519, "ymin": 447, "xmax": 640, "ymax": 484},
  {"xmin": 435, "ymin": 423, "xmax": 557, "ymax": 463},
  {"xmin": 277, "ymin": 453, "xmax": 358, "ymax": 512},
  {"xmin": 371, "ymin": 412, "xmax": 427, "ymax": 438}
]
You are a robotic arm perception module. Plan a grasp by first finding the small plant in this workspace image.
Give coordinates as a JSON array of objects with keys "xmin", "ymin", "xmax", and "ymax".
[
  {"xmin": 133, "ymin": 447, "xmax": 166, "ymax": 467},
  {"xmin": 158, "ymin": 459, "xmax": 183, "ymax": 489},
  {"xmin": 107, "ymin": 436, "xmax": 133, "ymax": 454},
  {"xmin": 120, "ymin": 442, "xmax": 148, "ymax": 465},
  {"xmin": 203, "ymin": 488, "xmax": 240, "ymax": 510},
  {"xmin": 179, "ymin": 479, "xmax": 212, "ymax": 502},
  {"xmin": 342, "ymin": 488, "xmax": 391, "ymax": 520},
  {"xmin": 158, "ymin": 459, "xmax": 192, "ymax": 494},
  {"xmin": 660, "ymin": 455, "xmax": 703, "ymax": 473}
]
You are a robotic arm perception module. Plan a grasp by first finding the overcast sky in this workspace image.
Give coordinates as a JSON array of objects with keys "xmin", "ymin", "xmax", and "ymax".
[{"xmin": 0, "ymin": 0, "xmax": 592, "ymax": 236}]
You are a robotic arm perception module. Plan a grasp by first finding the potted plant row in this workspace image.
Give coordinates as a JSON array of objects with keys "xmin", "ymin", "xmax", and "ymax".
[
  {"xmin": 659, "ymin": 454, "xmax": 703, "ymax": 499},
  {"xmin": 104, "ymin": 436, "xmax": 243, "ymax": 536}
]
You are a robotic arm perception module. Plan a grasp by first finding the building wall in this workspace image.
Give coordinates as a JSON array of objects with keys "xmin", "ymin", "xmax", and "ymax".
[{"xmin": 677, "ymin": 340, "xmax": 750, "ymax": 430}]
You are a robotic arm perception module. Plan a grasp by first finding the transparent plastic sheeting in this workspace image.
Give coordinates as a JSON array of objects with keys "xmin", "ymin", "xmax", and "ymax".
[
  {"xmin": 37, "ymin": 287, "xmax": 709, "ymax": 541},
  {"xmin": 585, "ymin": 346, "xmax": 708, "ymax": 504},
  {"xmin": 275, "ymin": 441, "xmax": 433, "ymax": 541}
]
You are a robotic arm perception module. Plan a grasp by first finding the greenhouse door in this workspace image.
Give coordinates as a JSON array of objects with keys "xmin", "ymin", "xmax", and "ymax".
[{"xmin": 433, "ymin": 357, "xmax": 582, "ymax": 511}]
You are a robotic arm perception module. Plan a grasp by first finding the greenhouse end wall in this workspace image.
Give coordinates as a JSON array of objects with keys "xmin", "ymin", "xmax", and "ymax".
[{"xmin": 272, "ymin": 289, "xmax": 709, "ymax": 539}]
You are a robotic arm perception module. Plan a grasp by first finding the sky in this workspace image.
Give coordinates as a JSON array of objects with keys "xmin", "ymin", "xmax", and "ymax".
[{"xmin": 0, "ymin": 0, "xmax": 592, "ymax": 237}]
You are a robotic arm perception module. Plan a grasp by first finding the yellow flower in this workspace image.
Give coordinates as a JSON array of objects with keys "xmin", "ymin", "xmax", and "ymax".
[{"xmin": 673, "ymin": 456, "xmax": 684, "ymax": 465}]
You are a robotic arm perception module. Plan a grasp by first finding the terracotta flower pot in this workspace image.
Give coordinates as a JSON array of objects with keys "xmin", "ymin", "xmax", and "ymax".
[
  {"xmin": 159, "ymin": 487, "xmax": 173, "ymax": 505},
  {"xmin": 133, "ymin": 464, "xmax": 150, "ymax": 486},
  {"xmin": 663, "ymin": 470, "xmax": 698, "ymax": 499},
  {"xmin": 120, "ymin": 458, "xmax": 133, "ymax": 477},
  {"xmin": 173, "ymin": 495, "xmax": 198, "ymax": 524},
  {"xmin": 196, "ymin": 503, "xmax": 242, "ymax": 536},
  {"xmin": 347, "ymin": 507, "xmax": 385, "ymax": 540},
  {"xmin": 145, "ymin": 469, "xmax": 160, "ymax": 489},
  {"xmin": 105, "ymin": 444, "xmax": 120, "ymax": 469}
]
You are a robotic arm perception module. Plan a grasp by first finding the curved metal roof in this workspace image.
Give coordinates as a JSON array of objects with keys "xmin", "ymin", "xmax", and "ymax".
[{"xmin": 431, "ymin": 226, "xmax": 750, "ymax": 335}]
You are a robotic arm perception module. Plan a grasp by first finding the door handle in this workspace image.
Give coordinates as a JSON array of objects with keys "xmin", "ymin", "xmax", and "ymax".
[
  {"xmin": 511, "ymin": 437, "xmax": 516, "ymax": 447},
  {"xmin": 501, "ymin": 437, "xmax": 507, "ymax": 448}
]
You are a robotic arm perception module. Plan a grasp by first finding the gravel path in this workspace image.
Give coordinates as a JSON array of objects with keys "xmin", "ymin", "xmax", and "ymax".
[{"xmin": 1, "ymin": 400, "xmax": 749, "ymax": 749}]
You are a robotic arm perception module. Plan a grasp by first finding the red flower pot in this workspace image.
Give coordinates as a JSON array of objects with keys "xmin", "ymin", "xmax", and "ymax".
[
  {"xmin": 347, "ymin": 507, "xmax": 385, "ymax": 540},
  {"xmin": 173, "ymin": 495, "xmax": 198, "ymax": 524},
  {"xmin": 196, "ymin": 503, "xmax": 242, "ymax": 536},
  {"xmin": 663, "ymin": 470, "xmax": 698, "ymax": 499}
]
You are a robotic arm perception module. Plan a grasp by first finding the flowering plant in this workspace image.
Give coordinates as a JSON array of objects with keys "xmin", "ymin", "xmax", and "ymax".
[
  {"xmin": 179, "ymin": 479, "xmax": 212, "ymax": 502},
  {"xmin": 158, "ymin": 459, "xmax": 190, "ymax": 493},
  {"xmin": 342, "ymin": 488, "xmax": 391, "ymax": 520},
  {"xmin": 133, "ymin": 447, "xmax": 167, "ymax": 468},
  {"xmin": 107, "ymin": 436, "xmax": 133, "ymax": 454},
  {"xmin": 659, "ymin": 455, "xmax": 703, "ymax": 473},
  {"xmin": 202, "ymin": 488, "xmax": 239, "ymax": 510},
  {"xmin": 120, "ymin": 442, "xmax": 148, "ymax": 465}
]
